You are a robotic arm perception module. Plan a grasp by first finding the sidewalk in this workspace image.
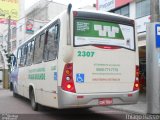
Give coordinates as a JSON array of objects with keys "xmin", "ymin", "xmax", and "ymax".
[
  {"xmin": 109, "ymin": 92, "xmax": 147, "ymax": 114},
  {"xmin": 0, "ymin": 82, "xmax": 3, "ymax": 90}
]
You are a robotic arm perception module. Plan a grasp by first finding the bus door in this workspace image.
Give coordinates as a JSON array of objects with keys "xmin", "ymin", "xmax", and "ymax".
[{"xmin": 17, "ymin": 46, "xmax": 28, "ymax": 96}]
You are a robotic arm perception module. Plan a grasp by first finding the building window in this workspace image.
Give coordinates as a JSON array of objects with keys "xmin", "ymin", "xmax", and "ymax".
[
  {"xmin": 19, "ymin": 45, "xmax": 28, "ymax": 67},
  {"xmin": 136, "ymin": 0, "xmax": 150, "ymax": 18},
  {"xmin": 112, "ymin": 5, "xmax": 129, "ymax": 17},
  {"xmin": 17, "ymin": 48, "xmax": 22, "ymax": 66},
  {"xmin": 26, "ymin": 40, "xmax": 34, "ymax": 66}
]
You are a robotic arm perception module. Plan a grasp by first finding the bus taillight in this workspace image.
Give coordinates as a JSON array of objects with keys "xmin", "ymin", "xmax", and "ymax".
[
  {"xmin": 133, "ymin": 65, "xmax": 140, "ymax": 91},
  {"xmin": 61, "ymin": 63, "xmax": 76, "ymax": 93},
  {"xmin": 66, "ymin": 69, "xmax": 71, "ymax": 75}
]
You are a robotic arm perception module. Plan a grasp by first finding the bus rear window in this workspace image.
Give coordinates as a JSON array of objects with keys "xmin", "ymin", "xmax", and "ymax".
[{"xmin": 74, "ymin": 19, "xmax": 135, "ymax": 50}]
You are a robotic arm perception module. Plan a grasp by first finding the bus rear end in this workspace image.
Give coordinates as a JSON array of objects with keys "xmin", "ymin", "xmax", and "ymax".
[{"xmin": 58, "ymin": 10, "xmax": 139, "ymax": 108}]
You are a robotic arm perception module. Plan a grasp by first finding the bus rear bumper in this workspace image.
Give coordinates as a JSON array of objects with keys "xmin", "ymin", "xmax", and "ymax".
[{"xmin": 58, "ymin": 87, "xmax": 139, "ymax": 109}]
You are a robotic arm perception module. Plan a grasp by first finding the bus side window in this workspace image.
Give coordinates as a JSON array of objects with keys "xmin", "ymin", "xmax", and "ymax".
[
  {"xmin": 20, "ymin": 45, "xmax": 27, "ymax": 67},
  {"xmin": 26, "ymin": 41, "xmax": 32, "ymax": 66},
  {"xmin": 17, "ymin": 48, "xmax": 22, "ymax": 67},
  {"xmin": 10, "ymin": 54, "xmax": 17, "ymax": 71},
  {"xmin": 44, "ymin": 24, "xmax": 59, "ymax": 61},
  {"xmin": 33, "ymin": 33, "xmax": 45, "ymax": 64}
]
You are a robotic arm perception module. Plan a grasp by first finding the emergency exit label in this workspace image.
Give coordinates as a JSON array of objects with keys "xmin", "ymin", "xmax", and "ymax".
[{"xmin": 155, "ymin": 24, "xmax": 160, "ymax": 48}]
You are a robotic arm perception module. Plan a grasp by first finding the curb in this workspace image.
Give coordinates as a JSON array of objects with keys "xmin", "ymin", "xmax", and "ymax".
[{"xmin": 108, "ymin": 105, "xmax": 147, "ymax": 115}]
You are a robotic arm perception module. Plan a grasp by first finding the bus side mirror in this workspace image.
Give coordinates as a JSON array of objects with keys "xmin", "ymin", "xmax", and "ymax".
[{"xmin": 62, "ymin": 46, "xmax": 74, "ymax": 63}]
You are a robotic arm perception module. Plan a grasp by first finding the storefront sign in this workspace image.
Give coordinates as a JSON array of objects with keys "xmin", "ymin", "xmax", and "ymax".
[
  {"xmin": 155, "ymin": 24, "xmax": 160, "ymax": 48},
  {"xmin": 136, "ymin": 15, "xmax": 150, "ymax": 33},
  {"xmin": 97, "ymin": 0, "xmax": 115, "ymax": 11},
  {"xmin": 26, "ymin": 19, "xmax": 34, "ymax": 34},
  {"xmin": 97, "ymin": 0, "xmax": 133, "ymax": 11}
]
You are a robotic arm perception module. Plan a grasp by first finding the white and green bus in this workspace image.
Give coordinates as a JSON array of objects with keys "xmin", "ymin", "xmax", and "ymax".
[{"xmin": 10, "ymin": 6, "xmax": 139, "ymax": 111}]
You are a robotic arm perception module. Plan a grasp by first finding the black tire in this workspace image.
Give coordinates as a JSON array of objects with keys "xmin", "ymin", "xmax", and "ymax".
[
  {"xmin": 13, "ymin": 86, "xmax": 18, "ymax": 97},
  {"xmin": 10, "ymin": 83, "xmax": 13, "ymax": 91},
  {"xmin": 30, "ymin": 90, "xmax": 38, "ymax": 111},
  {"xmin": 13, "ymin": 91, "xmax": 18, "ymax": 97}
]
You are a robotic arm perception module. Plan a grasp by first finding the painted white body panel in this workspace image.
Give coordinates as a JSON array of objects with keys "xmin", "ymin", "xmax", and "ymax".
[
  {"xmin": 17, "ymin": 60, "xmax": 58, "ymax": 107},
  {"xmin": 73, "ymin": 47, "xmax": 136, "ymax": 93}
]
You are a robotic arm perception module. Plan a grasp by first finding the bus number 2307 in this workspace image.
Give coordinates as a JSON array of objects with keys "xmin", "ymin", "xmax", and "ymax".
[{"xmin": 77, "ymin": 51, "xmax": 95, "ymax": 57}]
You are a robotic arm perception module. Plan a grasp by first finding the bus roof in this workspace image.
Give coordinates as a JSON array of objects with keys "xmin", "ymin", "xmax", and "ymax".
[
  {"xmin": 74, "ymin": 8, "xmax": 134, "ymax": 21},
  {"xmin": 18, "ymin": 8, "xmax": 134, "ymax": 49}
]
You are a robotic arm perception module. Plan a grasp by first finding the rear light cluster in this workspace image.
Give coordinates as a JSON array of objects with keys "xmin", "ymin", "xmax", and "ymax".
[
  {"xmin": 133, "ymin": 65, "xmax": 140, "ymax": 91},
  {"xmin": 61, "ymin": 63, "xmax": 76, "ymax": 93}
]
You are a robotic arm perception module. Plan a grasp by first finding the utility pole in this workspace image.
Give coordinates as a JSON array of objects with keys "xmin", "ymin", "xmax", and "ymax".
[
  {"xmin": 3, "ymin": 15, "xmax": 11, "ymax": 89},
  {"xmin": 146, "ymin": 0, "xmax": 160, "ymax": 114},
  {"xmin": 150, "ymin": 0, "xmax": 160, "ymax": 22}
]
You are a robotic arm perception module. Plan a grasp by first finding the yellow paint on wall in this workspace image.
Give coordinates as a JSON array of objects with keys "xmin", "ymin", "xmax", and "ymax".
[{"xmin": 0, "ymin": 0, "xmax": 19, "ymax": 20}]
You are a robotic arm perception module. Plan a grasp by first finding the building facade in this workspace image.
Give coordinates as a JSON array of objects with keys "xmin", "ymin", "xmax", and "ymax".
[
  {"xmin": 16, "ymin": 0, "xmax": 96, "ymax": 48},
  {"xmin": 0, "ymin": 0, "xmax": 24, "ymax": 71},
  {"xmin": 16, "ymin": 0, "xmax": 67, "ymax": 48},
  {"xmin": 0, "ymin": 0, "xmax": 25, "ymax": 53}
]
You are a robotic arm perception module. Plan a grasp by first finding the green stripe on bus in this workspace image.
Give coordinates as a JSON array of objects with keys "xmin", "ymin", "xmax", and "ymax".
[{"xmin": 28, "ymin": 73, "xmax": 45, "ymax": 80}]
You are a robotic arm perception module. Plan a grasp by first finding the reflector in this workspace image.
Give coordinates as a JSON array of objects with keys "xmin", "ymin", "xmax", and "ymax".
[{"xmin": 73, "ymin": 11, "xmax": 78, "ymax": 16}]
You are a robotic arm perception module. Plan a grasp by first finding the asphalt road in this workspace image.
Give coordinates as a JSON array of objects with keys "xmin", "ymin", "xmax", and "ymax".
[{"xmin": 0, "ymin": 89, "xmax": 130, "ymax": 120}]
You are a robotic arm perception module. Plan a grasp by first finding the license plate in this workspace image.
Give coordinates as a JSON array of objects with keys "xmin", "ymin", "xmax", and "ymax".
[{"xmin": 98, "ymin": 98, "xmax": 113, "ymax": 106}]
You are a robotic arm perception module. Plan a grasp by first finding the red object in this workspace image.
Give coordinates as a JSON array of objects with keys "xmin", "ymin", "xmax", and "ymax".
[
  {"xmin": 0, "ymin": 18, "xmax": 16, "ymax": 26},
  {"xmin": 99, "ymin": 98, "xmax": 113, "ymax": 106},
  {"xmin": 133, "ymin": 65, "xmax": 140, "ymax": 91},
  {"xmin": 128, "ymin": 94, "xmax": 133, "ymax": 97},
  {"xmin": 116, "ymin": 0, "xmax": 133, "ymax": 8},
  {"xmin": 140, "ymin": 75, "xmax": 145, "ymax": 85},
  {"xmin": 77, "ymin": 96, "xmax": 84, "ymax": 99},
  {"xmin": 140, "ymin": 74, "xmax": 145, "ymax": 91},
  {"xmin": 61, "ymin": 63, "xmax": 76, "ymax": 93},
  {"xmin": 94, "ymin": 45, "xmax": 120, "ymax": 50},
  {"xmin": 73, "ymin": 11, "xmax": 78, "ymax": 16},
  {"xmin": 96, "ymin": 0, "xmax": 99, "ymax": 10}
]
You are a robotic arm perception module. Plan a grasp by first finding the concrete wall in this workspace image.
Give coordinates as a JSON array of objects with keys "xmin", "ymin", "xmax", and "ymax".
[{"xmin": 48, "ymin": 2, "xmax": 67, "ymax": 20}]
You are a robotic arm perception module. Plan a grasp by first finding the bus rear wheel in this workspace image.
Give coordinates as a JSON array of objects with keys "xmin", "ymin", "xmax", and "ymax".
[
  {"xmin": 13, "ymin": 91, "xmax": 18, "ymax": 97},
  {"xmin": 30, "ymin": 90, "xmax": 38, "ymax": 111}
]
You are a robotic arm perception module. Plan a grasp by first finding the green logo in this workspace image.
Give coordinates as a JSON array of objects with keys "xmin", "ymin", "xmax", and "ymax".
[
  {"xmin": 75, "ymin": 19, "xmax": 124, "ymax": 40},
  {"xmin": 94, "ymin": 25, "xmax": 119, "ymax": 38}
]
